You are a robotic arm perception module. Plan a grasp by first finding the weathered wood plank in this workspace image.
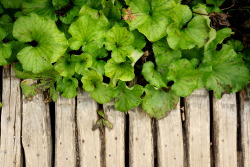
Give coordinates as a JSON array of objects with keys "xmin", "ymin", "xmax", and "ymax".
[
  {"xmin": 55, "ymin": 97, "xmax": 76, "ymax": 167},
  {"xmin": 213, "ymin": 93, "xmax": 237, "ymax": 167},
  {"xmin": 157, "ymin": 101, "xmax": 184, "ymax": 167},
  {"xmin": 76, "ymin": 89, "xmax": 101, "ymax": 167},
  {"xmin": 185, "ymin": 89, "xmax": 210, "ymax": 167},
  {"xmin": 103, "ymin": 102, "xmax": 125, "ymax": 167},
  {"xmin": 129, "ymin": 107, "xmax": 154, "ymax": 167},
  {"xmin": 0, "ymin": 65, "xmax": 23, "ymax": 167},
  {"xmin": 22, "ymin": 80, "xmax": 52, "ymax": 167},
  {"xmin": 240, "ymin": 90, "xmax": 250, "ymax": 167}
]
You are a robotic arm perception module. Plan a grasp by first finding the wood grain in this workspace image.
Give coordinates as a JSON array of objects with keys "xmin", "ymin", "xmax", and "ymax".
[
  {"xmin": 185, "ymin": 89, "xmax": 210, "ymax": 167},
  {"xmin": 55, "ymin": 97, "xmax": 76, "ymax": 167},
  {"xmin": 103, "ymin": 102, "xmax": 125, "ymax": 167},
  {"xmin": 157, "ymin": 101, "xmax": 184, "ymax": 167},
  {"xmin": 240, "ymin": 90, "xmax": 250, "ymax": 167},
  {"xmin": 22, "ymin": 80, "xmax": 52, "ymax": 167},
  {"xmin": 76, "ymin": 89, "xmax": 101, "ymax": 167},
  {"xmin": 129, "ymin": 107, "xmax": 154, "ymax": 167},
  {"xmin": 0, "ymin": 65, "xmax": 23, "ymax": 167},
  {"xmin": 213, "ymin": 93, "xmax": 237, "ymax": 167}
]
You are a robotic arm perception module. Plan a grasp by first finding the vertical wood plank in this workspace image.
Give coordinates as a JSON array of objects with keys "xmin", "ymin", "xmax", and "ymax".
[
  {"xmin": 129, "ymin": 107, "xmax": 154, "ymax": 167},
  {"xmin": 103, "ymin": 102, "xmax": 125, "ymax": 167},
  {"xmin": 185, "ymin": 89, "xmax": 210, "ymax": 167},
  {"xmin": 22, "ymin": 80, "xmax": 52, "ymax": 167},
  {"xmin": 55, "ymin": 97, "xmax": 76, "ymax": 167},
  {"xmin": 157, "ymin": 101, "xmax": 184, "ymax": 167},
  {"xmin": 213, "ymin": 93, "xmax": 237, "ymax": 167},
  {"xmin": 0, "ymin": 65, "xmax": 23, "ymax": 167},
  {"xmin": 76, "ymin": 89, "xmax": 101, "ymax": 167},
  {"xmin": 240, "ymin": 90, "xmax": 250, "ymax": 167}
]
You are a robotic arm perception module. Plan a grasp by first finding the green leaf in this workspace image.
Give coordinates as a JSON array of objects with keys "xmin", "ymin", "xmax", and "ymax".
[
  {"xmin": 13, "ymin": 14, "xmax": 68, "ymax": 73},
  {"xmin": 105, "ymin": 25, "xmax": 134, "ymax": 62},
  {"xmin": 153, "ymin": 38, "xmax": 181, "ymax": 75},
  {"xmin": 227, "ymin": 39, "xmax": 244, "ymax": 52},
  {"xmin": 52, "ymin": 0, "xmax": 69, "ymax": 9},
  {"xmin": 22, "ymin": 0, "xmax": 57, "ymax": 20},
  {"xmin": 168, "ymin": 4, "xmax": 192, "ymax": 28},
  {"xmin": 167, "ymin": 15, "xmax": 213, "ymax": 50},
  {"xmin": 0, "ymin": 0, "xmax": 22, "ymax": 8},
  {"xmin": 72, "ymin": 53, "xmax": 92, "ymax": 74},
  {"xmin": 206, "ymin": 0, "xmax": 225, "ymax": 6},
  {"xmin": 0, "ymin": 43, "xmax": 11, "ymax": 66},
  {"xmin": 90, "ymin": 82, "xmax": 116, "ymax": 104},
  {"xmin": 114, "ymin": 81, "xmax": 144, "ymax": 112},
  {"xmin": 54, "ymin": 54, "xmax": 75, "ymax": 77},
  {"xmin": 167, "ymin": 59, "xmax": 200, "ymax": 97},
  {"xmin": 73, "ymin": 0, "xmax": 102, "ymax": 9},
  {"xmin": 69, "ymin": 15, "xmax": 109, "ymax": 53},
  {"xmin": 105, "ymin": 58, "xmax": 134, "ymax": 81},
  {"xmin": 59, "ymin": 6, "xmax": 80, "ymax": 24},
  {"xmin": 142, "ymin": 61, "xmax": 167, "ymax": 88},
  {"xmin": 206, "ymin": 27, "xmax": 232, "ymax": 50},
  {"xmin": 0, "ymin": 102, "xmax": 2, "ymax": 108},
  {"xmin": 0, "ymin": 14, "xmax": 14, "ymax": 40},
  {"xmin": 91, "ymin": 47, "xmax": 108, "ymax": 75},
  {"xmin": 127, "ymin": 0, "xmax": 175, "ymax": 41},
  {"xmin": 199, "ymin": 45, "xmax": 250, "ymax": 98},
  {"xmin": 81, "ymin": 70, "xmax": 103, "ymax": 92},
  {"xmin": 57, "ymin": 77, "xmax": 78, "ymax": 98},
  {"xmin": 142, "ymin": 84, "xmax": 179, "ymax": 119}
]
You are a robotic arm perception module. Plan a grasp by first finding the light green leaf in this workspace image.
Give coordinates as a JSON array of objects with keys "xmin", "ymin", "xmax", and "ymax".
[
  {"xmin": 90, "ymin": 82, "xmax": 116, "ymax": 104},
  {"xmin": 114, "ymin": 81, "xmax": 144, "ymax": 112},
  {"xmin": 13, "ymin": 14, "xmax": 68, "ymax": 74},
  {"xmin": 142, "ymin": 84, "xmax": 179, "ymax": 119},
  {"xmin": 167, "ymin": 15, "xmax": 213, "ymax": 50},
  {"xmin": 57, "ymin": 77, "xmax": 78, "ymax": 98},
  {"xmin": 167, "ymin": 59, "xmax": 200, "ymax": 97},
  {"xmin": 168, "ymin": 4, "xmax": 192, "ymax": 28},
  {"xmin": 22, "ymin": 0, "xmax": 57, "ymax": 20},
  {"xmin": 81, "ymin": 70, "xmax": 103, "ymax": 92},
  {"xmin": 91, "ymin": 48, "xmax": 108, "ymax": 75},
  {"xmin": 205, "ymin": 28, "xmax": 232, "ymax": 50},
  {"xmin": 199, "ymin": 45, "xmax": 250, "ymax": 98},
  {"xmin": 105, "ymin": 58, "xmax": 134, "ymax": 81},
  {"xmin": 105, "ymin": 25, "xmax": 134, "ymax": 62},
  {"xmin": 142, "ymin": 61, "xmax": 167, "ymax": 88},
  {"xmin": 0, "ymin": 43, "xmax": 11, "ymax": 66},
  {"xmin": 69, "ymin": 15, "xmax": 109, "ymax": 53},
  {"xmin": 127, "ymin": 0, "xmax": 175, "ymax": 41}
]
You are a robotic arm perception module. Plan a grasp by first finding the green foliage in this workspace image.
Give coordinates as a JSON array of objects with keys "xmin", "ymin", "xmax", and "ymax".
[{"xmin": 0, "ymin": 0, "xmax": 249, "ymax": 119}]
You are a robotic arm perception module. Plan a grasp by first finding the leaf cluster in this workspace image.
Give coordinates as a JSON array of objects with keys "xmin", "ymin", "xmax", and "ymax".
[{"xmin": 0, "ymin": 0, "xmax": 249, "ymax": 119}]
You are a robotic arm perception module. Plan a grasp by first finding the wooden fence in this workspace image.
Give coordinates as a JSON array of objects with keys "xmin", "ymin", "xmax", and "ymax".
[{"xmin": 0, "ymin": 66, "xmax": 250, "ymax": 167}]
